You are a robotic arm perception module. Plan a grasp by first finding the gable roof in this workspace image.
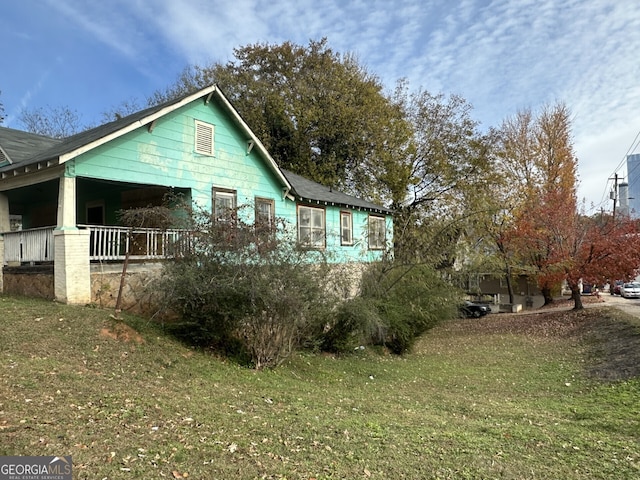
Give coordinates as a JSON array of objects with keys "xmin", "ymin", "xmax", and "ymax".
[
  {"xmin": 0, "ymin": 85, "xmax": 291, "ymax": 193},
  {"xmin": 282, "ymin": 169, "xmax": 391, "ymax": 214},
  {"xmin": 0, "ymin": 86, "xmax": 391, "ymax": 215}
]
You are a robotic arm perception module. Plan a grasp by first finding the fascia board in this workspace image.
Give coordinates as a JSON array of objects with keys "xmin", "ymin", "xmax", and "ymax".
[{"xmin": 58, "ymin": 85, "xmax": 219, "ymax": 164}]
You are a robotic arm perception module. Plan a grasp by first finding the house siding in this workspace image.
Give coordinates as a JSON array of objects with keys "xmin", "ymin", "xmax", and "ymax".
[
  {"xmin": 68, "ymin": 98, "xmax": 391, "ymax": 264},
  {"xmin": 72, "ymin": 101, "xmax": 283, "ymax": 212}
]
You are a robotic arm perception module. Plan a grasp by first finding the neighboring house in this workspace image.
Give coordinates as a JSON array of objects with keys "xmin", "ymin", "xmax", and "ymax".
[
  {"xmin": 0, "ymin": 85, "xmax": 392, "ymax": 307},
  {"xmin": 463, "ymin": 272, "xmax": 544, "ymax": 310}
]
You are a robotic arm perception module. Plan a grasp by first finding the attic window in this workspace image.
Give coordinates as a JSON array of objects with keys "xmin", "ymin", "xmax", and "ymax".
[{"xmin": 195, "ymin": 120, "xmax": 214, "ymax": 156}]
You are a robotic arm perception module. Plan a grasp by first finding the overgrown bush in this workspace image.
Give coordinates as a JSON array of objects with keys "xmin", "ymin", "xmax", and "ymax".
[
  {"xmin": 155, "ymin": 204, "xmax": 335, "ymax": 369},
  {"xmin": 323, "ymin": 262, "xmax": 459, "ymax": 354}
]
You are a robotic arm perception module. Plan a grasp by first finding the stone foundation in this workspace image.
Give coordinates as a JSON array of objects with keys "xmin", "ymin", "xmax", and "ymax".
[
  {"xmin": 3, "ymin": 265, "xmax": 55, "ymax": 300},
  {"xmin": 2, "ymin": 261, "xmax": 370, "ymax": 317},
  {"xmin": 90, "ymin": 262, "xmax": 165, "ymax": 315}
]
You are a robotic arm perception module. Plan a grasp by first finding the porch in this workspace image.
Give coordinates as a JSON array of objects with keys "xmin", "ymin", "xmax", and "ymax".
[
  {"xmin": 1, "ymin": 225, "xmax": 191, "ymax": 307},
  {"xmin": 2, "ymin": 225, "xmax": 191, "ymax": 264}
]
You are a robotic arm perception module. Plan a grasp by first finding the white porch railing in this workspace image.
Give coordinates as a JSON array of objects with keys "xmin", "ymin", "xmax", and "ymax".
[
  {"xmin": 2, "ymin": 226, "xmax": 55, "ymax": 264},
  {"xmin": 83, "ymin": 225, "xmax": 192, "ymax": 261},
  {"xmin": 2, "ymin": 226, "xmax": 192, "ymax": 264}
]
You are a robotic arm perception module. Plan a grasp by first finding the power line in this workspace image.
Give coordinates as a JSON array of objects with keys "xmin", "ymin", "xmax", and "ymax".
[{"xmin": 594, "ymin": 127, "xmax": 640, "ymax": 214}]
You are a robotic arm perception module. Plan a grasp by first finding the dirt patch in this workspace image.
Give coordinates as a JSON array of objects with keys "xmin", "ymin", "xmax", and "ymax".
[
  {"xmin": 446, "ymin": 306, "xmax": 640, "ymax": 382},
  {"xmin": 99, "ymin": 321, "xmax": 145, "ymax": 344}
]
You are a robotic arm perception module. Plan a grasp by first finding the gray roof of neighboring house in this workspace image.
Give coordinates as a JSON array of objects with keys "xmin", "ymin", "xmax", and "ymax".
[
  {"xmin": 0, "ymin": 127, "xmax": 62, "ymax": 165},
  {"xmin": 282, "ymin": 169, "xmax": 391, "ymax": 214},
  {"xmin": 0, "ymin": 102, "xmax": 177, "ymax": 173}
]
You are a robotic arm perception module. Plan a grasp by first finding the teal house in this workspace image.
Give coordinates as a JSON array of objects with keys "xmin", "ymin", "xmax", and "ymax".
[{"xmin": 0, "ymin": 85, "xmax": 392, "ymax": 307}]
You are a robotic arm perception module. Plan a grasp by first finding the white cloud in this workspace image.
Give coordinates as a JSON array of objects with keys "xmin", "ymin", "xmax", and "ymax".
[
  {"xmin": 5, "ymin": 0, "xmax": 640, "ymax": 209},
  {"xmin": 44, "ymin": 0, "xmax": 141, "ymax": 59}
]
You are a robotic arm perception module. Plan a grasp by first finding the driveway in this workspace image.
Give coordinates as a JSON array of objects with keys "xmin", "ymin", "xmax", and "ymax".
[{"xmin": 599, "ymin": 292, "xmax": 640, "ymax": 319}]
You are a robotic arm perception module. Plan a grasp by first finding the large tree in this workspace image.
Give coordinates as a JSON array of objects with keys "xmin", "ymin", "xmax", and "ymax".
[
  {"xmin": 549, "ymin": 211, "xmax": 640, "ymax": 310},
  {"xmin": 389, "ymin": 82, "xmax": 493, "ymax": 266},
  {"xmin": 152, "ymin": 39, "xmax": 492, "ymax": 266},
  {"xmin": 490, "ymin": 103, "xmax": 578, "ymax": 304},
  {"xmin": 151, "ymin": 39, "xmax": 409, "ymax": 204}
]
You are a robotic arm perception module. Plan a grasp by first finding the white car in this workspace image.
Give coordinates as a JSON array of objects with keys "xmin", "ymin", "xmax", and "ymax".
[{"xmin": 619, "ymin": 282, "xmax": 640, "ymax": 298}]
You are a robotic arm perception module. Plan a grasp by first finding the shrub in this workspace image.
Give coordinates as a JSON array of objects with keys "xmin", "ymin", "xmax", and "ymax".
[
  {"xmin": 155, "ymin": 204, "xmax": 335, "ymax": 369},
  {"xmin": 321, "ymin": 297, "xmax": 383, "ymax": 353},
  {"xmin": 323, "ymin": 262, "xmax": 459, "ymax": 354}
]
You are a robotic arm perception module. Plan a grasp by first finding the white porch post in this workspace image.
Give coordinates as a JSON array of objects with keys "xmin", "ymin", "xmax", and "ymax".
[
  {"xmin": 54, "ymin": 174, "xmax": 91, "ymax": 304},
  {"xmin": 0, "ymin": 193, "xmax": 9, "ymax": 292}
]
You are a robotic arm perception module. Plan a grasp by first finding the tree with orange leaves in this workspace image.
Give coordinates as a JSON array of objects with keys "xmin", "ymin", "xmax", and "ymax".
[
  {"xmin": 502, "ymin": 102, "xmax": 640, "ymax": 309},
  {"xmin": 553, "ymin": 212, "xmax": 640, "ymax": 309},
  {"xmin": 490, "ymin": 103, "xmax": 578, "ymax": 305}
]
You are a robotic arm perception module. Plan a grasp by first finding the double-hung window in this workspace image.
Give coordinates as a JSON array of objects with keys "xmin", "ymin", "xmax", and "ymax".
[
  {"xmin": 298, "ymin": 205, "xmax": 325, "ymax": 248},
  {"xmin": 368, "ymin": 215, "xmax": 386, "ymax": 250},
  {"xmin": 340, "ymin": 211, "xmax": 353, "ymax": 245},
  {"xmin": 213, "ymin": 188, "xmax": 236, "ymax": 223},
  {"xmin": 255, "ymin": 197, "xmax": 275, "ymax": 231}
]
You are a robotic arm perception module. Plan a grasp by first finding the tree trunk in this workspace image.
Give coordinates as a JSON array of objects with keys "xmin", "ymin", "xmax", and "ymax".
[
  {"xmin": 571, "ymin": 284, "xmax": 584, "ymax": 310},
  {"xmin": 505, "ymin": 270, "xmax": 515, "ymax": 304},
  {"xmin": 541, "ymin": 286, "xmax": 554, "ymax": 306}
]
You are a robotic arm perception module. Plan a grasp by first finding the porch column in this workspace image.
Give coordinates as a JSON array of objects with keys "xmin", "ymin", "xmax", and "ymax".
[
  {"xmin": 0, "ymin": 193, "xmax": 9, "ymax": 293},
  {"xmin": 54, "ymin": 174, "xmax": 91, "ymax": 304}
]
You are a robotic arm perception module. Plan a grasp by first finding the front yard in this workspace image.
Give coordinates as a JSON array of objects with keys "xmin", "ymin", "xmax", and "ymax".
[{"xmin": 0, "ymin": 295, "xmax": 638, "ymax": 479}]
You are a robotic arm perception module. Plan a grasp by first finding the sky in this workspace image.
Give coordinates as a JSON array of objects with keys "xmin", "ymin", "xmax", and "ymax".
[{"xmin": 1, "ymin": 0, "xmax": 639, "ymax": 214}]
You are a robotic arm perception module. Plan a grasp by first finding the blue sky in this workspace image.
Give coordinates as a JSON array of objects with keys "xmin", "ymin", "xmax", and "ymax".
[{"xmin": 2, "ymin": 0, "xmax": 639, "ymax": 213}]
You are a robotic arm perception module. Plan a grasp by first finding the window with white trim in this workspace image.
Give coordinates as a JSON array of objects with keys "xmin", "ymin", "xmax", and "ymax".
[
  {"xmin": 340, "ymin": 211, "xmax": 353, "ymax": 245},
  {"xmin": 213, "ymin": 188, "xmax": 236, "ymax": 222},
  {"xmin": 298, "ymin": 205, "xmax": 325, "ymax": 248},
  {"xmin": 195, "ymin": 120, "xmax": 214, "ymax": 156},
  {"xmin": 368, "ymin": 215, "xmax": 386, "ymax": 250}
]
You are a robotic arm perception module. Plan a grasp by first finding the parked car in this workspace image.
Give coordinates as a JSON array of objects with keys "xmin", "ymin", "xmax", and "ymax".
[
  {"xmin": 460, "ymin": 301, "xmax": 491, "ymax": 318},
  {"xmin": 610, "ymin": 280, "xmax": 623, "ymax": 295},
  {"xmin": 619, "ymin": 282, "xmax": 640, "ymax": 299}
]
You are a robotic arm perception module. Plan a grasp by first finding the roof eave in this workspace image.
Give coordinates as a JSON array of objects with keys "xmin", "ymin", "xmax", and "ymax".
[{"xmin": 296, "ymin": 196, "xmax": 391, "ymax": 214}]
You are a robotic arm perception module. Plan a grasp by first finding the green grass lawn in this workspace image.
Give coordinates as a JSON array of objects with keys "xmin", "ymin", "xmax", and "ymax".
[{"xmin": 0, "ymin": 295, "xmax": 638, "ymax": 479}]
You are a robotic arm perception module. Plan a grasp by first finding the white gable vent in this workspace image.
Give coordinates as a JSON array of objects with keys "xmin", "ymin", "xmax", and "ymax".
[
  {"xmin": 195, "ymin": 120, "xmax": 214, "ymax": 156},
  {"xmin": 0, "ymin": 145, "xmax": 10, "ymax": 165}
]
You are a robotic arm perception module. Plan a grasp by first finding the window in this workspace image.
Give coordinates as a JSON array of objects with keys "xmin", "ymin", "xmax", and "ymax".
[
  {"xmin": 298, "ymin": 205, "xmax": 325, "ymax": 248},
  {"xmin": 368, "ymin": 215, "xmax": 386, "ymax": 250},
  {"xmin": 213, "ymin": 188, "xmax": 236, "ymax": 222},
  {"xmin": 255, "ymin": 197, "xmax": 275, "ymax": 230},
  {"xmin": 340, "ymin": 211, "xmax": 353, "ymax": 245},
  {"xmin": 195, "ymin": 120, "xmax": 214, "ymax": 156},
  {"xmin": 86, "ymin": 200, "xmax": 105, "ymax": 225}
]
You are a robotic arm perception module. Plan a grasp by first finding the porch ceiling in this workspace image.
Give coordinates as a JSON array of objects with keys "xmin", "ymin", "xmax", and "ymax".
[{"xmin": 4, "ymin": 179, "xmax": 59, "ymax": 205}]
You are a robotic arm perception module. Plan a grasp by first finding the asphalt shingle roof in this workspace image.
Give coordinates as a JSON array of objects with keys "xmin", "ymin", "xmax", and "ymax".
[
  {"xmin": 0, "ymin": 87, "xmax": 390, "ymax": 214},
  {"xmin": 282, "ymin": 169, "xmax": 391, "ymax": 214},
  {"xmin": 0, "ymin": 127, "xmax": 61, "ymax": 165},
  {"xmin": 0, "ymin": 101, "xmax": 175, "ymax": 173}
]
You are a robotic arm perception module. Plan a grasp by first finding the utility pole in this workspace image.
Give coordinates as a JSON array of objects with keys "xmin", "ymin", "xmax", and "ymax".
[{"xmin": 611, "ymin": 173, "xmax": 617, "ymax": 219}]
